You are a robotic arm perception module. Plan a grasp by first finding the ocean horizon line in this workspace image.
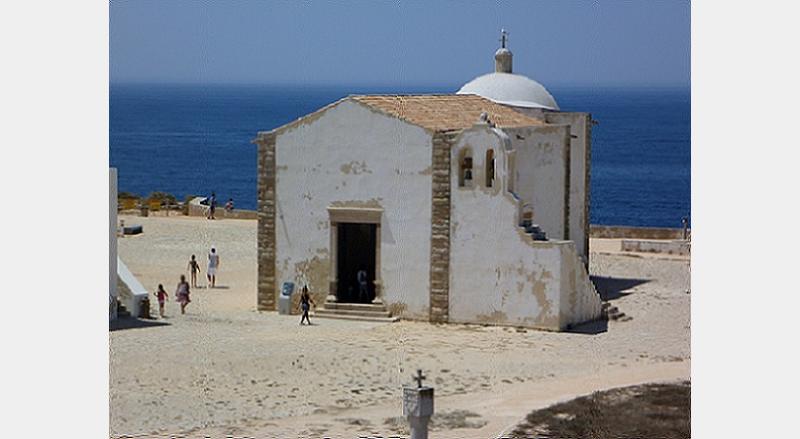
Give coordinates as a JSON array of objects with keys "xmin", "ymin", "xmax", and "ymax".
[{"xmin": 110, "ymin": 80, "xmax": 690, "ymax": 92}]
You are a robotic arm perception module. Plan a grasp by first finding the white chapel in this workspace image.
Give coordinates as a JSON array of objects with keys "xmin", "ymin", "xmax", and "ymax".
[{"xmin": 254, "ymin": 31, "xmax": 601, "ymax": 330}]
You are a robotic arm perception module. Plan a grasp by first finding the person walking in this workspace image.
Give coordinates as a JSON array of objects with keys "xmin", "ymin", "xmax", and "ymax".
[
  {"xmin": 175, "ymin": 275, "xmax": 191, "ymax": 314},
  {"xmin": 187, "ymin": 255, "xmax": 201, "ymax": 288},
  {"xmin": 207, "ymin": 192, "xmax": 217, "ymax": 220},
  {"xmin": 207, "ymin": 248, "xmax": 220, "ymax": 288},
  {"xmin": 298, "ymin": 285, "xmax": 315, "ymax": 325},
  {"xmin": 154, "ymin": 284, "xmax": 168, "ymax": 318}
]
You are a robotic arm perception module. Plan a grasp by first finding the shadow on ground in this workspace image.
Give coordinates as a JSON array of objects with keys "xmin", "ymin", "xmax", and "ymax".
[
  {"xmin": 566, "ymin": 319, "xmax": 608, "ymax": 335},
  {"xmin": 510, "ymin": 380, "xmax": 690, "ymax": 439},
  {"xmin": 590, "ymin": 275, "xmax": 650, "ymax": 301},
  {"xmin": 110, "ymin": 317, "xmax": 170, "ymax": 331}
]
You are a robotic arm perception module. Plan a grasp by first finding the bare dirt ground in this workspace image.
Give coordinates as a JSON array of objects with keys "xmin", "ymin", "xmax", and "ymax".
[{"xmin": 112, "ymin": 215, "xmax": 690, "ymax": 438}]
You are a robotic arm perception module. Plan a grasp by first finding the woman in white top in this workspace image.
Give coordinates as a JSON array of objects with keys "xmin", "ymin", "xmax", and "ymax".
[{"xmin": 207, "ymin": 247, "xmax": 220, "ymax": 288}]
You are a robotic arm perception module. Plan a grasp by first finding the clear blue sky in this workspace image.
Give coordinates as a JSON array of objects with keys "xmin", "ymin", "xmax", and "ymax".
[{"xmin": 110, "ymin": 1, "xmax": 690, "ymax": 87}]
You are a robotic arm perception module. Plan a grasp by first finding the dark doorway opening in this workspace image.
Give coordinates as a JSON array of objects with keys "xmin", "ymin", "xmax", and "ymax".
[{"xmin": 336, "ymin": 223, "xmax": 376, "ymax": 303}]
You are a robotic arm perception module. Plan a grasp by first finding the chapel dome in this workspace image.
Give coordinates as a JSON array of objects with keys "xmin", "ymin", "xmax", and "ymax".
[
  {"xmin": 457, "ymin": 30, "xmax": 559, "ymax": 111},
  {"xmin": 457, "ymin": 72, "xmax": 559, "ymax": 111}
]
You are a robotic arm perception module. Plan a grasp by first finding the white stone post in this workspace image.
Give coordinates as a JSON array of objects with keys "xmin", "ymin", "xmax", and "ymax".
[{"xmin": 403, "ymin": 370, "xmax": 434, "ymax": 439}]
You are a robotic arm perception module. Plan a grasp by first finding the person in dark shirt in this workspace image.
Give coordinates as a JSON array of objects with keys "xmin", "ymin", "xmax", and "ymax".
[
  {"xmin": 357, "ymin": 268, "xmax": 369, "ymax": 302},
  {"xmin": 298, "ymin": 285, "xmax": 315, "ymax": 325},
  {"xmin": 207, "ymin": 192, "xmax": 217, "ymax": 219}
]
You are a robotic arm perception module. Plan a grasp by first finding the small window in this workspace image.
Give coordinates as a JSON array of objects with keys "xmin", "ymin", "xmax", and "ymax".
[
  {"xmin": 485, "ymin": 149, "xmax": 495, "ymax": 187},
  {"xmin": 458, "ymin": 149, "xmax": 473, "ymax": 187}
]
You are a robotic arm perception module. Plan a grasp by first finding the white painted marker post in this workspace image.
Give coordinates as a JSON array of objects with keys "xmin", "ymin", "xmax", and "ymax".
[{"xmin": 403, "ymin": 369, "xmax": 434, "ymax": 439}]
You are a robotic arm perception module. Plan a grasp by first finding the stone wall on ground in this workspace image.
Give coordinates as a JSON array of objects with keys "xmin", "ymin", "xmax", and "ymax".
[
  {"xmin": 187, "ymin": 197, "xmax": 258, "ymax": 220},
  {"xmin": 590, "ymin": 225, "xmax": 687, "ymax": 240},
  {"xmin": 621, "ymin": 239, "xmax": 690, "ymax": 256}
]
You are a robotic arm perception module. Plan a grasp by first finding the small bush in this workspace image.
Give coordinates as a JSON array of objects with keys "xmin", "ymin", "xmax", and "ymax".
[{"xmin": 147, "ymin": 191, "xmax": 177, "ymax": 205}]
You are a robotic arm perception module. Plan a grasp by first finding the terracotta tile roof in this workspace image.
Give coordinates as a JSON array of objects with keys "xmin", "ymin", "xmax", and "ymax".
[{"xmin": 351, "ymin": 94, "xmax": 543, "ymax": 131}]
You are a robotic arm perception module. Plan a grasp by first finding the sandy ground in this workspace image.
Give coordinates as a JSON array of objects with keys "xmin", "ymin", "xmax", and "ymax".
[{"xmin": 112, "ymin": 215, "xmax": 690, "ymax": 438}]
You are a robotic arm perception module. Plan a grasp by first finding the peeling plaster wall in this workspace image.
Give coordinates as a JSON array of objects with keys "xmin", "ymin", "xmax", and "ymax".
[
  {"xmin": 558, "ymin": 243, "xmax": 602, "ymax": 328},
  {"xmin": 448, "ymin": 127, "xmax": 600, "ymax": 330},
  {"xmin": 504, "ymin": 125, "xmax": 570, "ymax": 240},
  {"xmin": 272, "ymin": 100, "xmax": 433, "ymax": 318}
]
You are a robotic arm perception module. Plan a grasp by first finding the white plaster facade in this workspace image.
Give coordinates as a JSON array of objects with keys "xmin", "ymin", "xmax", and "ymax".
[
  {"xmin": 257, "ymin": 93, "xmax": 601, "ymax": 330},
  {"xmin": 449, "ymin": 125, "xmax": 600, "ymax": 329},
  {"xmin": 272, "ymin": 100, "xmax": 434, "ymax": 319}
]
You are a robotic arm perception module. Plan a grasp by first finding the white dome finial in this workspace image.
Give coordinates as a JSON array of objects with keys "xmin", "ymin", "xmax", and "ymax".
[{"xmin": 495, "ymin": 29, "xmax": 512, "ymax": 73}]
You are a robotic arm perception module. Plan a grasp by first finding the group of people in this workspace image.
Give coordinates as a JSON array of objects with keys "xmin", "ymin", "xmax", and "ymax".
[
  {"xmin": 204, "ymin": 192, "xmax": 235, "ymax": 220},
  {"xmin": 152, "ymin": 248, "xmax": 221, "ymax": 318}
]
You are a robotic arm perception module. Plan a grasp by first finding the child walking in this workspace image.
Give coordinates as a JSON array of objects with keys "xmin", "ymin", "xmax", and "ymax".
[
  {"xmin": 175, "ymin": 275, "xmax": 191, "ymax": 314},
  {"xmin": 187, "ymin": 255, "xmax": 201, "ymax": 288},
  {"xmin": 154, "ymin": 284, "xmax": 168, "ymax": 318},
  {"xmin": 298, "ymin": 285, "xmax": 315, "ymax": 325}
]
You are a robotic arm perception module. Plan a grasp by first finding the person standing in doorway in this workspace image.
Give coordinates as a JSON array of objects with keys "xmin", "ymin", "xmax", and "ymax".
[
  {"xmin": 298, "ymin": 285, "xmax": 315, "ymax": 325},
  {"xmin": 187, "ymin": 255, "xmax": 201, "ymax": 288},
  {"xmin": 175, "ymin": 275, "xmax": 191, "ymax": 314},
  {"xmin": 207, "ymin": 192, "xmax": 217, "ymax": 220},
  {"xmin": 207, "ymin": 248, "xmax": 220, "ymax": 288},
  {"xmin": 357, "ymin": 267, "xmax": 369, "ymax": 302}
]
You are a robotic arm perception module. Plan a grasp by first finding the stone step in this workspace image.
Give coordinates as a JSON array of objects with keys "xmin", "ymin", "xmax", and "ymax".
[
  {"xmin": 323, "ymin": 301, "xmax": 389, "ymax": 312},
  {"xmin": 315, "ymin": 308, "xmax": 392, "ymax": 318},
  {"xmin": 311, "ymin": 312, "xmax": 400, "ymax": 323}
]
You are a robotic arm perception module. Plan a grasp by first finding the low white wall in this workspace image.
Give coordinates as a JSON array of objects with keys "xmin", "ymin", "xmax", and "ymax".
[
  {"xmin": 621, "ymin": 239, "xmax": 690, "ymax": 256},
  {"xmin": 117, "ymin": 257, "xmax": 149, "ymax": 318},
  {"xmin": 110, "ymin": 168, "xmax": 118, "ymax": 321},
  {"xmin": 449, "ymin": 126, "xmax": 601, "ymax": 330}
]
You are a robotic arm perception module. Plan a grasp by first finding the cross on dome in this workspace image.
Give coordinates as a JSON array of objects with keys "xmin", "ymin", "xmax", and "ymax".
[{"xmin": 500, "ymin": 29, "xmax": 508, "ymax": 49}]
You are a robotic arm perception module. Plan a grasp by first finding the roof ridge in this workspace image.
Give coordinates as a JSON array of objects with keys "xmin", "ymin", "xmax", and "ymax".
[{"xmin": 351, "ymin": 94, "xmax": 543, "ymax": 131}]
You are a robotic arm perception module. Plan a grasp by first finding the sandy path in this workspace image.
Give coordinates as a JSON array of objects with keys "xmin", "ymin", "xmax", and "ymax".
[{"xmin": 112, "ymin": 216, "xmax": 690, "ymax": 438}]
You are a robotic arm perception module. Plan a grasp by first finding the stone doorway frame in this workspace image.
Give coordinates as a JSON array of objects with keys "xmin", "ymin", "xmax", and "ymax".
[{"xmin": 326, "ymin": 206, "xmax": 383, "ymax": 305}]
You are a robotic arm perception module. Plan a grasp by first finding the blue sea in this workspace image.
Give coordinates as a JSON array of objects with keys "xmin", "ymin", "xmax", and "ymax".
[{"xmin": 110, "ymin": 84, "xmax": 690, "ymax": 227}]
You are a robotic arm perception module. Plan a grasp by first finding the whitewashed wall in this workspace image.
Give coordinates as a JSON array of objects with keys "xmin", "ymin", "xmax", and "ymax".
[
  {"xmin": 545, "ymin": 112, "xmax": 591, "ymax": 263},
  {"xmin": 505, "ymin": 125, "xmax": 570, "ymax": 240},
  {"xmin": 110, "ymin": 168, "xmax": 118, "ymax": 321},
  {"xmin": 448, "ymin": 126, "xmax": 600, "ymax": 330},
  {"xmin": 273, "ymin": 100, "xmax": 434, "ymax": 319}
]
